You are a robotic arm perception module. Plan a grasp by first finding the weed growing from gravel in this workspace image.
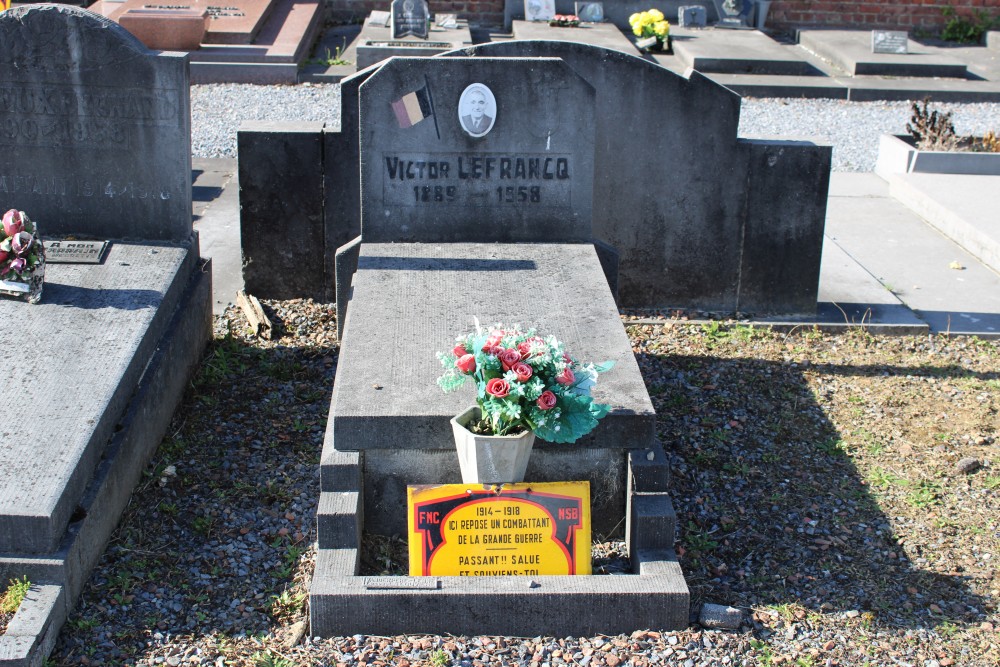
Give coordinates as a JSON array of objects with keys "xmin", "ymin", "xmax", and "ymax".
[{"xmin": 1, "ymin": 576, "xmax": 30, "ymax": 614}]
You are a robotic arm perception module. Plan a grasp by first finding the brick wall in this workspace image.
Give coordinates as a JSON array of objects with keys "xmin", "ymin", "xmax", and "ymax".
[
  {"xmin": 326, "ymin": 0, "xmax": 999, "ymax": 31},
  {"xmin": 328, "ymin": 0, "xmax": 504, "ymax": 26},
  {"xmin": 769, "ymin": 0, "xmax": 1000, "ymax": 31}
]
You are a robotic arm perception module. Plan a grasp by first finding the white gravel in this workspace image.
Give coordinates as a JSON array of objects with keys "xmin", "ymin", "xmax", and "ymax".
[{"xmin": 190, "ymin": 83, "xmax": 1000, "ymax": 172}]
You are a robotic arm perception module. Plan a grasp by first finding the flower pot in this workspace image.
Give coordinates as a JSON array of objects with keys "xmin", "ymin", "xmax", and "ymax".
[
  {"xmin": 0, "ymin": 262, "xmax": 44, "ymax": 304},
  {"xmin": 450, "ymin": 405, "xmax": 536, "ymax": 484}
]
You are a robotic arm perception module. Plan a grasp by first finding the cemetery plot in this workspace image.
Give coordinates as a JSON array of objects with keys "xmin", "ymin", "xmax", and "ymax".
[
  {"xmin": 800, "ymin": 29, "xmax": 968, "ymax": 78},
  {"xmin": 347, "ymin": 12, "xmax": 472, "ymax": 71},
  {"xmin": 99, "ymin": 0, "xmax": 277, "ymax": 44},
  {"xmin": 0, "ymin": 9, "xmax": 211, "ymax": 667}
]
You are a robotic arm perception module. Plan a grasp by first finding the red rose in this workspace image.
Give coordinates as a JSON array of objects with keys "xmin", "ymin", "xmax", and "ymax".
[
  {"xmin": 537, "ymin": 390, "xmax": 557, "ymax": 410},
  {"xmin": 556, "ymin": 367, "xmax": 575, "ymax": 386},
  {"xmin": 482, "ymin": 334, "xmax": 503, "ymax": 351},
  {"xmin": 486, "ymin": 345, "xmax": 502, "ymax": 357},
  {"xmin": 453, "ymin": 343, "xmax": 467, "ymax": 357},
  {"xmin": 0, "ymin": 249, "xmax": 7, "ymax": 264},
  {"xmin": 512, "ymin": 362, "xmax": 532, "ymax": 382},
  {"xmin": 456, "ymin": 354, "xmax": 476, "ymax": 374},
  {"xmin": 486, "ymin": 378, "xmax": 509, "ymax": 398},
  {"xmin": 498, "ymin": 348, "xmax": 522, "ymax": 372},
  {"xmin": 517, "ymin": 341, "xmax": 533, "ymax": 359}
]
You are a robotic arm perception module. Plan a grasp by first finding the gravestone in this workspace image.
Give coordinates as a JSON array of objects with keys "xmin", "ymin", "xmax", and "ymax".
[
  {"xmin": 359, "ymin": 57, "xmax": 595, "ymax": 243},
  {"xmin": 311, "ymin": 56, "xmax": 688, "ymax": 637},
  {"xmin": 679, "ymin": 5, "xmax": 707, "ymax": 27},
  {"xmin": 575, "ymin": 1, "xmax": 603, "ymax": 22},
  {"xmin": 391, "ymin": 0, "xmax": 428, "ymax": 38},
  {"xmin": 0, "ymin": 4, "xmax": 192, "ymax": 241},
  {"xmin": 525, "ymin": 0, "xmax": 556, "ymax": 21},
  {"xmin": 712, "ymin": 0, "xmax": 752, "ymax": 28},
  {"xmin": 872, "ymin": 29, "xmax": 908, "ymax": 54}
]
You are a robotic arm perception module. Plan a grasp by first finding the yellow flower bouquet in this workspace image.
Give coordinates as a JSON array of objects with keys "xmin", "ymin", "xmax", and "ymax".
[{"xmin": 628, "ymin": 8, "xmax": 670, "ymax": 51}]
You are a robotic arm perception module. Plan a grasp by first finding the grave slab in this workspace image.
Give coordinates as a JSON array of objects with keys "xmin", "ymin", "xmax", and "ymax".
[
  {"xmin": 825, "ymin": 174, "xmax": 1000, "ymax": 335},
  {"xmin": 352, "ymin": 17, "xmax": 472, "ymax": 70},
  {"xmin": 103, "ymin": 0, "xmax": 276, "ymax": 44},
  {"xmin": 0, "ymin": 243, "xmax": 200, "ymax": 555},
  {"xmin": 117, "ymin": 8, "xmax": 208, "ymax": 50},
  {"xmin": 671, "ymin": 26, "xmax": 823, "ymax": 75},
  {"xmin": 0, "ymin": 5, "xmax": 192, "ymax": 242},
  {"xmin": 511, "ymin": 20, "xmax": 642, "ymax": 55},
  {"xmin": 799, "ymin": 29, "xmax": 968, "ymax": 78},
  {"xmin": 329, "ymin": 243, "xmax": 654, "ymax": 453}
]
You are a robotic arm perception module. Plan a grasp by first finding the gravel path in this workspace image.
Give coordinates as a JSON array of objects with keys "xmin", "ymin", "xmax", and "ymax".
[
  {"xmin": 190, "ymin": 83, "xmax": 1000, "ymax": 171},
  {"xmin": 48, "ymin": 303, "xmax": 999, "ymax": 667}
]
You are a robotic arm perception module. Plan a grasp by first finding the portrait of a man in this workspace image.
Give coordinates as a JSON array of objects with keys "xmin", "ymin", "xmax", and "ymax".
[{"xmin": 458, "ymin": 84, "xmax": 496, "ymax": 137}]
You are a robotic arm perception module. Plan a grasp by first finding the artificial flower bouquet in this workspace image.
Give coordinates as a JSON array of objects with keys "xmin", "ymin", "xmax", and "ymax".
[
  {"xmin": 438, "ymin": 323, "xmax": 613, "ymax": 444},
  {"xmin": 549, "ymin": 13, "xmax": 581, "ymax": 27},
  {"xmin": 629, "ymin": 8, "xmax": 670, "ymax": 50},
  {"xmin": 0, "ymin": 209, "xmax": 45, "ymax": 303}
]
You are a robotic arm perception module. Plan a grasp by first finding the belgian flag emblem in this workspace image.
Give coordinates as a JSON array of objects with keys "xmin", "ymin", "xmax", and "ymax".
[{"xmin": 391, "ymin": 84, "xmax": 434, "ymax": 129}]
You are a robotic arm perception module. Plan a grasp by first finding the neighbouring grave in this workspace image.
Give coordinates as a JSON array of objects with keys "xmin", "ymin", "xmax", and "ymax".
[
  {"xmin": 90, "ymin": 0, "xmax": 324, "ymax": 83},
  {"xmin": 309, "ymin": 56, "xmax": 687, "ymax": 636},
  {"xmin": 0, "ymin": 6, "xmax": 211, "ymax": 666},
  {"xmin": 0, "ymin": 4, "xmax": 191, "ymax": 241},
  {"xmin": 799, "ymin": 29, "xmax": 968, "ymax": 78},
  {"xmin": 351, "ymin": 6, "xmax": 472, "ymax": 71},
  {"xmin": 390, "ymin": 0, "xmax": 428, "ymax": 38}
]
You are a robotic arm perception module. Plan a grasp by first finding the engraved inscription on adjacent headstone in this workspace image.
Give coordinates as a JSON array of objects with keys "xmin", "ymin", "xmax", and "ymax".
[
  {"xmin": 0, "ymin": 6, "xmax": 192, "ymax": 242},
  {"xmin": 872, "ymin": 29, "xmax": 908, "ymax": 54},
  {"xmin": 574, "ymin": 1, "xmax": 603, "ymax": 22},
  {"xmin": 390, "ymin": 0, "xmax": 428, "ymax": 38},
  {"xmin": 43, "ymin": 239, "xmax": 109, "ymax": 264},
  {"xmin": 358, "ymin": 57, "xmax": 596, "ymax": 243}
]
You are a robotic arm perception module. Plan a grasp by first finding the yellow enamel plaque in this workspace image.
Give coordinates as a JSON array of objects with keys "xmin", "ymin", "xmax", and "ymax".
[{"xmin": 407, "ymin": 482, "xmax": 591, "ymax": 576}]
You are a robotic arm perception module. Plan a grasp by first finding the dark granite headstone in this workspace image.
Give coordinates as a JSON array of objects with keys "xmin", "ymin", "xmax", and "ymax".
[
  {"xmin": 0, "ymin": 5, "xmax": 192, "ymax": 241},
  {"xmin": 390, "ymin": 0, "xmax": 428, "ymax": 38},
  {"xmin": 358, "ymin": 57, "xmax": 595, "ymax": 243}
]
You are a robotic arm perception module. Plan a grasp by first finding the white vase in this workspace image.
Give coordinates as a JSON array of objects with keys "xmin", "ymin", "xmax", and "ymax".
[{"xmin": 450, "ymin": 405, "xmax": 536, "ymax": 484}]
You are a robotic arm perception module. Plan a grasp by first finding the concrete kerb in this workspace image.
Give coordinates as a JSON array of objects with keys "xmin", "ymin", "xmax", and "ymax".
[
  {"xmin": 0, "ymin": 585, "xmax": 65, "ymax": 667},
  {"xmin": 0, "ymin": 254, "xmax": 212, "ymax": 667},
  {"xmin": 309, "ymin": 440, "xmax": 689, "ymax": 636}
]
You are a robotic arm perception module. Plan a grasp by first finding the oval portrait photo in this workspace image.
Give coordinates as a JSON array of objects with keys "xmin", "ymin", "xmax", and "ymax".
[{"xmin": 458, "ymin": 83, "xmax": 496, "ymax": 138}]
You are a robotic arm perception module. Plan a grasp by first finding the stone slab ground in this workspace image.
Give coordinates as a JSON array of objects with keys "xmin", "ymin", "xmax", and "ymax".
[
  {"xmin": 670, "ymin": 26, "xmax": 823, "ymax": 76},
  {"xmin": 887, "ymin": 173, "xmax": 1000, "ymax": 276}
]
